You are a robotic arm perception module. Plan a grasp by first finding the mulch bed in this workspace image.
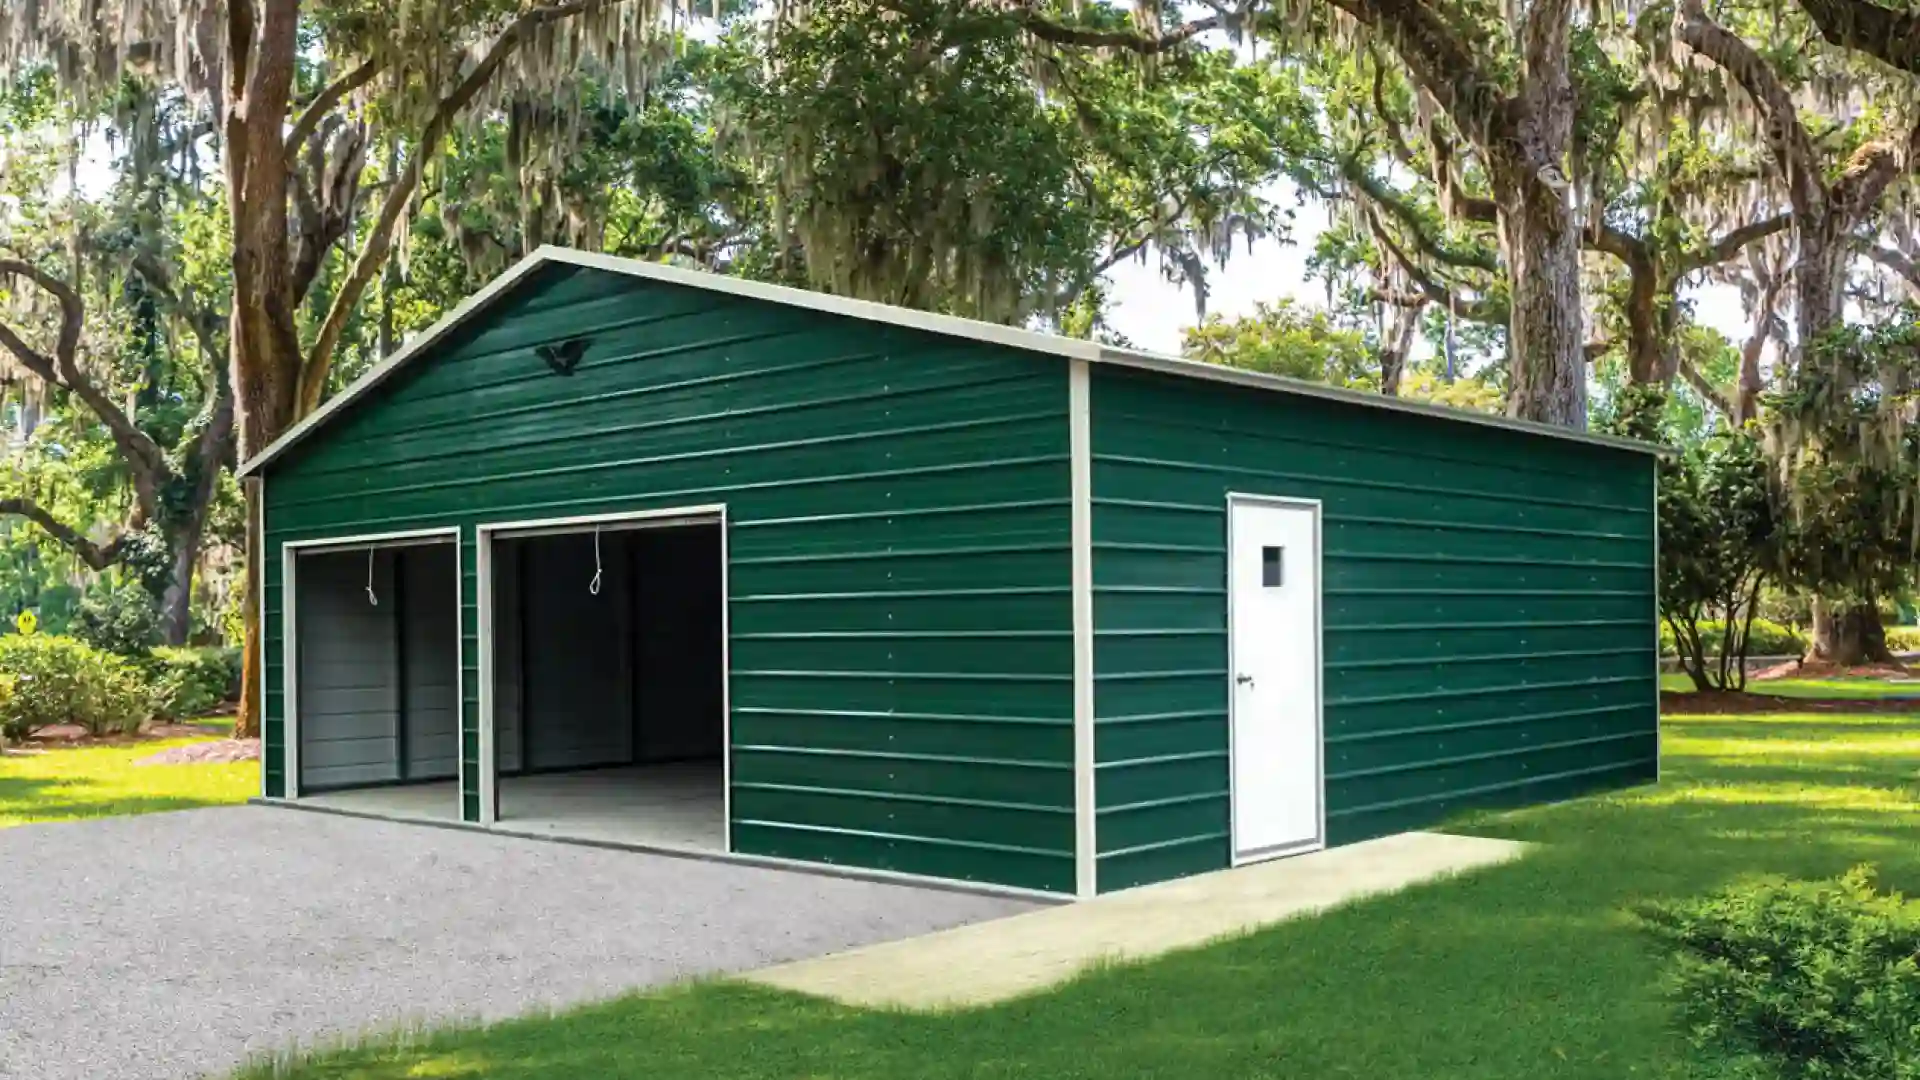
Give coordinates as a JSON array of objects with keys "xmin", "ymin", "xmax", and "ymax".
[
  {"xmin": 1662, "ymin": 690, "xmax": 1920, "ymax": 715},
  {"xmin": 1, "ymin": 721, "xmax": 239, "ymax": 757},
  {"xmin": 132, "ymin": 738, "xmax": 260, "ymax": 766},
  {"xmin": 1751, "ymin": 659, "xmax": 1914, "ymax": 681}
]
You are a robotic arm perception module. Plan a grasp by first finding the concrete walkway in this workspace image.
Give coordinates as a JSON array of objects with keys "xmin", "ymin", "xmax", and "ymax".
[{"xmin": 750, "ymin": 831, "xmax": 1528, "ymax": 1009}]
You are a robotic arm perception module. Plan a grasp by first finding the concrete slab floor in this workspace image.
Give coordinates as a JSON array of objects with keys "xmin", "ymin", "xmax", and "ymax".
[
  {"xmin": 300, "ymin": 763, "xmax": 725, "ymax": 851},
  {"xmin": 748, "ymin": 831, "xmax": 1530, "ymax": 1009}
]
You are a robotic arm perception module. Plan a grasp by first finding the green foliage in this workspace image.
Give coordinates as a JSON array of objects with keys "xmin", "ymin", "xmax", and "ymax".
[
  {"xmin": 1182, "ymin": 300, "xmax": 1376, "ymax": 386},
  {"xmin": 145, "ymin": 645, "xmax": 240, "ymax": 722},
  {"xmin": 715, "ymin": 0, "xmax": 1098, "ymax": 322},
  {"xmin": 72, "ymin": 581, "xmax": 163, "ymax": 658},
  {"xmin": 0, "ymin": 632, "xmax": 151, "ymax": 741},
  {"xmin": 1638, "ymin": 866, "xmax": 1920, "ymax": 1080},
  {"xmin": 1661, "ymin": 618, "xmax": 1806, "ymax": 659},
  {"xmin": 1885, "ymin": 625, "xmax": 1920, "ymax": 653},
  {"xmin": 1764, "ymin": 321, "xmax": 1920, "ymax": 609},
  {"xmin": 1655, "ymin": 419, "xmax": 1777, "ymax": 690}
]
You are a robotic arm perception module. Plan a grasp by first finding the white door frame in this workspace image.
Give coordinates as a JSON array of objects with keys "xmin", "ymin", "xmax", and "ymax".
[
  {"xmin": 279, "ymin": 527, "xmax": 463, "ymax": 802},
  {"xmin": 1224, "ymin": 492, "xmax": 1326, "ymax": 864},
  {"xmin": 474, "ymin": 504, "xmax": 730, "ymax": 846}
]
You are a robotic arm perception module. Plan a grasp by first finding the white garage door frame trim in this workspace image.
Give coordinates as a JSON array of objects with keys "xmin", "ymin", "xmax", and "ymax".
[
  {"xmin": 280, "ymin": 526, "xmax": 463, "ymax": 803},
  {"xmin": 474, "ymin": 504, "xmax": 730, "ymax": 843}
]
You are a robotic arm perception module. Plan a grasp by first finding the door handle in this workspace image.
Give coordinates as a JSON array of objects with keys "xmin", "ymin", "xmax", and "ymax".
[{"xmin": 1235, "ymin": 674, "xmax": 1255, "ymax": 687}]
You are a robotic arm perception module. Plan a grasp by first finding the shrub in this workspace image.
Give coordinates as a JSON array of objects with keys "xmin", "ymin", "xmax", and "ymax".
[
  {"xmin": 1637, "ymin": 866, "xmax": 1920, "ymax": 1080},
  {"xmin": 72, "ymin": 583, "xmax": 162, "ymax": 658},
  {"xmin": 146, "ymin": 646, "xmax": 241, "ymax": 722},
  {"xmin": 0, "ymin": 633, "xmax": 152, "ymax": 741},
  {"xmin": 1657, "ymin": 428, "xmax": 1778, "ymax": 691},
  {"xmin": 1886, "ymin": 625, "xmax": 1920, "ymax": 653},
  {"xmin": 1661, "ymin": 618, "xmax": 1807, "ymax": 659}
]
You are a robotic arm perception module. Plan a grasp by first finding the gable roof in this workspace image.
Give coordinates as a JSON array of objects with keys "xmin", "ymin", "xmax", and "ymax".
[{"xmin": 238, "ymin": 245, "xmax": 1660, "ymax": 477}]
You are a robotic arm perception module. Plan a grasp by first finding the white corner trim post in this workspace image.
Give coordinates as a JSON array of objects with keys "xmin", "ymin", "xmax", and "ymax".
[{"xmin": 1070, "ymin": 358, "xmax": 1096, "ymax": 898}]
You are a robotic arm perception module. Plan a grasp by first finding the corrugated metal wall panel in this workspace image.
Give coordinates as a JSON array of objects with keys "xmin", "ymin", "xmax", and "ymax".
[
  {"xmin": 260, "ymin": 264, "xmax": 1074, "ymax": 894},
  {"xmin": 1089, "ymin": 366, "xmax": 1657, "ymax": 893},
  {"xmin": 294, "ymin": 550, "xmax": 399, "ymax": 790}
]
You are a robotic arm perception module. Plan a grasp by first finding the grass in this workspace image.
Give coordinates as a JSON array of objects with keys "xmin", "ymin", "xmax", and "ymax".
[
  {"xmin": 227, "ymin": 703, "xmax": 1920, "ymax": 1080},
  {"xmin": 1661, "ymin": 670, "xmax": 1920, "ymax": 698},
  {"xmin": 0, "ymin": 734, "xmax": 256, "ymax": 828}
]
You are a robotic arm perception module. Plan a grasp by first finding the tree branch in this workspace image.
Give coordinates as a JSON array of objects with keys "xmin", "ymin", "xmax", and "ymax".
[
  {"xmin": 1587, "ymin": 219, "xmax": 1650, "ymax": 267},
  {"xmin": 1339, "ymin": 154, "xmax": 1500, "ymax": 271},
  {"xmin": 130, "ymin": 253, "xmax": 237, "ymax": 476},
  {"xmin": 0, "ymin": 260, "xmax": 168, "ymax": 514},
  {"xmin": 1679, "ymin": 353, "xmax": 1735, "ymax": 417},
  {"xmin": 1794, "ymin": 0, "xmax": 1920, "ymax": 73},
  {"xmin": 1674, "ymin": 0, "xmax": 1826, "ymax": 218},
  {"xmin": 1365, "ymin": 209, "xmax": 1505, "ymax": 322},
  {"xmin": 1371, "ymin": 63, "xmax": 1420, "ymax": 170},
  {"xmin": 1319, "ymin": 0, "xmax": 1508, "ymax": 148},
  {"xmin": 1680, "ymin": 212, "xmax": 1794, "ymax": 272},
  {"xmin": 298, "ymin": 0, "xmax": 618, "ymax": 415},
  {"xmin": 1862, "ymin": 241, "xmax": 1920, "ymax": 293},
  {"xmin": 0, "ymin": 498, "xmax": 130, "ymax": 570},
  {"xmin": 1829, "ymin": 121, "xmax": 1920, "ymax": 221},
  {"xmin": 1007, "ymin": 4, "xmax": 1227, "ymax": 53},
  {"xmin": 286, "ymin": 57, "xmax": 383, "ymax": 154}
]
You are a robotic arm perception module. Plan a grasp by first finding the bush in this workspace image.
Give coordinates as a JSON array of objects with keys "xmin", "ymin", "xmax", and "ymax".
[
  {"xmin": 1638, "ymin": 866, "xmax": 1920, "ymax": 1080},
  {"xmin": 1886, "ymin": 625, "xmax": 1920, "ymax": 653},
  {"xmin": 0, "ymin": 632, "xmax": 151, "ymax": 741},
  {"xmin": 72, "ymin": 583, "xmax": 162, "ymax": 658},
  {"xmin": 1661, "ymin": 618, "xmax": 1807, "ymax": 659},
  {"xmin": 146, "ymin": 646, "xmax": 241, "ymax": 722}
]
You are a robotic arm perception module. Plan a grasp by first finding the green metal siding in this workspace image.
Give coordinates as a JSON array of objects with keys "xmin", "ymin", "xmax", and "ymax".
[
  {"xmin": 261, "ymin": 264, "xmax": 1075, "ymax": 893},
  {"xmin": 1089, "ymin": 366, "xmax": 1658, "ymax": 893}
]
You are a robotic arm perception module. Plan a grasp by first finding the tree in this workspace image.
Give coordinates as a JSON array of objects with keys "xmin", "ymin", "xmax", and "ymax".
[
  {"xmin": 0, "ymin": 79, "xmax": 234, "ymax": 645},
  {"xmin": 0, "ymin": 0, "xmax": 690, "ymax": 736},
  {"xmin": 1671, "ymin": 0, "xmax": 1920, "ymax": 662},
  {"xmin": 1183, "ymin": 300, "xmax": 1377, "ymax": 385},
  {"xmin": 1182, "ymin": 296, "xmax": 1506, "ymax": 409},
  {"xmin": 1763, "ymin": 321, "xmax": 1920, "ymax": 666},
  {"xmin": 1653, "ymin": 427, "xmax": 1775, "ymax": 691}
]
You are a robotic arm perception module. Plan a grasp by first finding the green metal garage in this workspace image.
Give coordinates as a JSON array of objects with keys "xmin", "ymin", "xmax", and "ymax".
[{"xmin": 239, "ymin": 245, "xmax": 1661, "ymax": 899}]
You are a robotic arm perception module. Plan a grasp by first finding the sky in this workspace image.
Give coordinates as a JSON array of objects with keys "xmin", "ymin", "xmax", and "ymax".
[{"xmin": 1099, "ymin": 184, "xmax": 1758, "ymax": 357}]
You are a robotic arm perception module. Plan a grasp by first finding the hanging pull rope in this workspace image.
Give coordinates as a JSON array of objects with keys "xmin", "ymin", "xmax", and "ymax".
[
  {"xmin": 589, "ymin": 525, "xmax": 603, "ymax": 597},
  {"xmin": 365, "ymin": 547, "xmax": 379, "ymax": 607}
]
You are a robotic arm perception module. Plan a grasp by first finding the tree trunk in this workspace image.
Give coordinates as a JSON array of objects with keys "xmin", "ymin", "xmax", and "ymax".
[
  {"xmin": 1620, "ymin": 256, "xmax": 1680, "ymax": 387},
  {"xmin": 158, "ymin": 529, "xmax": 201, "ymax": 647},
  {"xmin": 1494, "ymin": 168, "xmax": 1586, "ymax": 425},
  {"xmin": 1807, "ymin": 598, "xmax": 1896, "ymax": 666},
  {"xmin": 1794, "ymin": 215, "xmax": 1849, "ymax": 352},
  {"xmin": 233, "ymin": 479, "xmax": 264, "ymax": 739},
  {"xmin": 223, "ymin": 0, "xmax": 305, "ymax": 743},
  {"xmin": 1380, "ymin": 301, "xmax": 1418, "ymax": 396}
]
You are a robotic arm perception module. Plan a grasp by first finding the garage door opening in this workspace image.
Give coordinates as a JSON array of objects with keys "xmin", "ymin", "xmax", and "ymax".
[
  {"xmin": 288, "ymin": 535, "xmax": 460, "ymax": 817},
  {"xmin": 485, "ymin": 516, "xmax": 726, "ymax": 852}
]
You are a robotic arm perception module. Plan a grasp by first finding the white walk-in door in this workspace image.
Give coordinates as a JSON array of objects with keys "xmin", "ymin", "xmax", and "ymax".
[{"xmin": 1228, "ymin": 496, "xmax": 1324, "ymax": 863}]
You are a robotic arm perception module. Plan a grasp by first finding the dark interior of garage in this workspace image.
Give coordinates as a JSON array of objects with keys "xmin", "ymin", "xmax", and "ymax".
[
  {"xmin": 293, "ymin": 521, "xmax": 727, "ymax": 848},
  {"xmin": 491, "ymin": 522, "xmax": 726, "ymax": 778},
  {"xmin": 294, "ymin": 542, "xmax": 459, "ymax": 793}
]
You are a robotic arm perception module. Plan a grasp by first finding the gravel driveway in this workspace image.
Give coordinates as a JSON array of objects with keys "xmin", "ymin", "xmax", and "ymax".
[{"xmin": 0, "ymin": 807, "xmax": 1037, "ymax": 1080}]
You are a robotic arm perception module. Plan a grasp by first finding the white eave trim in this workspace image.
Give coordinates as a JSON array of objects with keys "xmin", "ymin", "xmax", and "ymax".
[{"xmin": 238, "ymin": 244, "xmax": 1663, "ymax": 477}]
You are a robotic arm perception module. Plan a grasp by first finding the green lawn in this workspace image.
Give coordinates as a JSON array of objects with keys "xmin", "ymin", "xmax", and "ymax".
[
  {"xmin": 1661, "ymin": 670, "xmax": 1920, "ymax": 698},
  {"xmin": 230, "ymin": 704, "xmax": 1920, "ymax": 1080},
  {"xmin": 0, "ymin": 737, "xmax": 257, "ymax": 828}
]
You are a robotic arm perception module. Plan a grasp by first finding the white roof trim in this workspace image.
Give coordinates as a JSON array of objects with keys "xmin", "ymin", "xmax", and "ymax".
[{"xmin": 238, "ymin": 244, "xmax": 1658, "ymax": 477}]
